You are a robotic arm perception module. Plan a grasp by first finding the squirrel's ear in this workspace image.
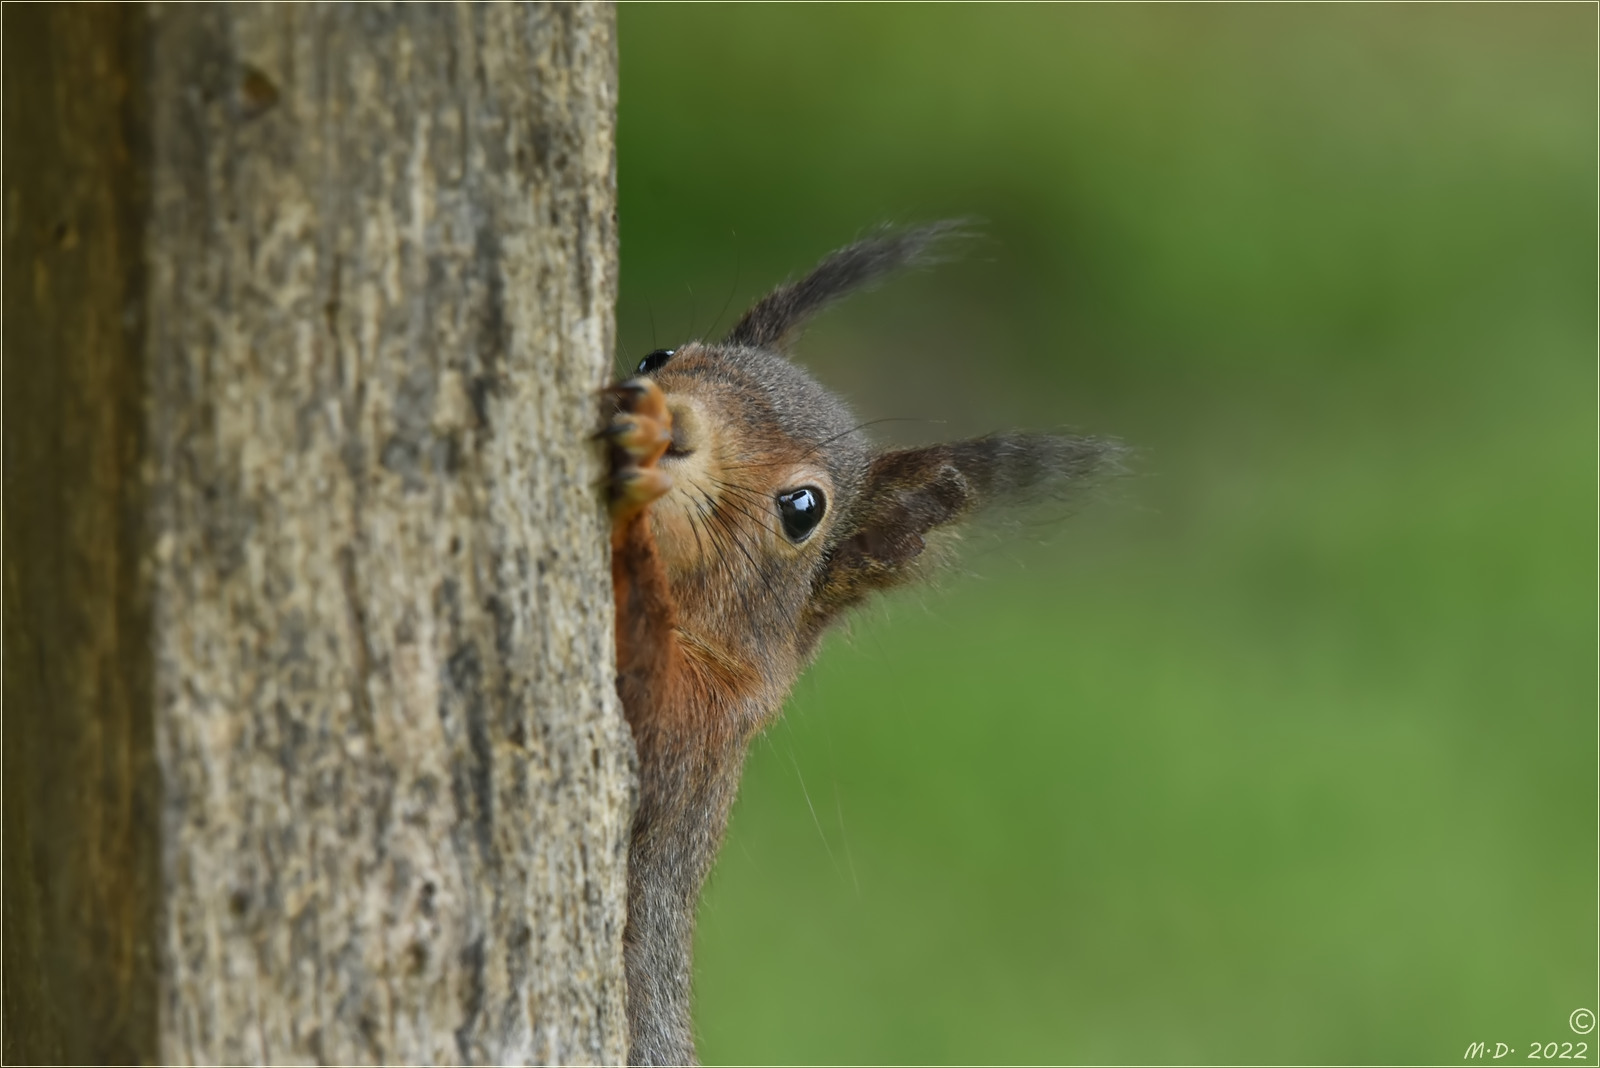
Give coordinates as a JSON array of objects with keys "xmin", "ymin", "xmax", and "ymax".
[
  {"xmin": 725, "ymin": 222, "xmax": 968, "ymax": 350},
  {"xmin": 807, "ymin": 433, "xmax": 1122, "ymax": 628}
]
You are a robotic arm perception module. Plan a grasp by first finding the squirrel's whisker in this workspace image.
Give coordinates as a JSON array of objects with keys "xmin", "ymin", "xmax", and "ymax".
[{"xmin": 695, "ymin": 483, "xmax": 780, "ymax": 603}]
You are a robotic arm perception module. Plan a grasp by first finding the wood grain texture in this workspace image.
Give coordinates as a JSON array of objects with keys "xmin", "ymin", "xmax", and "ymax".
[{"xmin": 5, "ymin": 4, "xmax": 630, "ymax": 1063}]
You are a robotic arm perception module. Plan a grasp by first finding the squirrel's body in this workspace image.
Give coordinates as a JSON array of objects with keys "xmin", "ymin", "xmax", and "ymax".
[{"xmin": 603, "ymin": 226, "xmax": 1117, "ymax": 1065}]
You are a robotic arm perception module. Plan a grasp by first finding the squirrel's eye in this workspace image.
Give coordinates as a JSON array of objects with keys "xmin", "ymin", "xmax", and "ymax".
[
  {"xmin": 636, "ymin": 349, "xmax": 674, "ymax": 375},
  {"xmin": 776, "ymin": 487, "xmax": 826, "ymax": 543}
]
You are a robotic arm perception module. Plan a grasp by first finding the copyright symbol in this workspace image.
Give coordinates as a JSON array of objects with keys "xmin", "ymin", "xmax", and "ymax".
[{"xmin": 1571, "ymin": 1008, "xmax": 1595, "ymax": 1034}]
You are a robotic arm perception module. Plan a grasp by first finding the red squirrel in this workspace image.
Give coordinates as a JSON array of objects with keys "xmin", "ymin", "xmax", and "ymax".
[{"xmin": 603, "ymin": 224, "xmax": 1119, "ymax": 1065}]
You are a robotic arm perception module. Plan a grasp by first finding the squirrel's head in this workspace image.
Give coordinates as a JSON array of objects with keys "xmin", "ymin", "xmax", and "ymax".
[{"xmin": 629, "ymin": 224, "xmax": 1122, "ymax": 676}]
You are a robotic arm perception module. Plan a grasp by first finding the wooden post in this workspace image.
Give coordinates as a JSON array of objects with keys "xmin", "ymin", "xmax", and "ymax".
[{"xmin": 4, "ymin": 4, "xmax": 633, "ymax": 1062}]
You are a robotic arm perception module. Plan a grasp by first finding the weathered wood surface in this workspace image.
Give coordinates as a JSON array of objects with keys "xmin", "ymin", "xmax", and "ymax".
[{"xmin": 4, "ymin": 4, "xmax": 632, "ymax": 1063}]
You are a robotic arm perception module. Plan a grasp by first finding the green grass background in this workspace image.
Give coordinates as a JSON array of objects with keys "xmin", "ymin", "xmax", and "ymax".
[{"xmin": 615, "ymin": 7, "xmax": 1596, "ymax": 1064}]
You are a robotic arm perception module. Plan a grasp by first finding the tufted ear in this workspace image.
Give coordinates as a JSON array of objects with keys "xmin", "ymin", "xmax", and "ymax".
[
  {"xmin": 805, "ymin": 432, "xmax": 1121, "ymax": 633},
  {"xmin": 725, "ymin": 222, "xmax": 967, "ymax": 351}
]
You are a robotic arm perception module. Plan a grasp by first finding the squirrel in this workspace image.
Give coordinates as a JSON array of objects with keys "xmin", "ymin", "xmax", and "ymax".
[{"xmin": 602, "ymin": 223, "xmax": 1120, "ymax": 1066}]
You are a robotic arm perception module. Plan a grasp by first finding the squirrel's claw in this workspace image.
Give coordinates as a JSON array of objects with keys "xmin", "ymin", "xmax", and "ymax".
[
  {"xmin": 605, "ymin": 414, "xmax": 671, "ymax": 461},
  {"xmin": 604, "ymin": 377, "xmax": 674, "ymax": 526},
  {"xmin": 610, "ymin": 465, "xmax": 674, "ymax": 518}
]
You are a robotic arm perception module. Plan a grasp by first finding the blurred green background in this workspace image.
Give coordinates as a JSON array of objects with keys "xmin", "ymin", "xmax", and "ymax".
[{"xmin": 616, "ymin": 7, "xmax": 1595, "ymax": 1065}]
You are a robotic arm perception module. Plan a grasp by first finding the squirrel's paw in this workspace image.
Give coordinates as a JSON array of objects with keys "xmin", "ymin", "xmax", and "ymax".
[{"xmin": 603, "ymin": 377, "xmax": 674, "ymax": 526}]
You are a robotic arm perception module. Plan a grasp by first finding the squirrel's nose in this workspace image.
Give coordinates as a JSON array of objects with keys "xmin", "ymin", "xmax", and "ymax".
[{"xmin": 665, "ymin": 402, "xmax": 698, "ymax": 457}]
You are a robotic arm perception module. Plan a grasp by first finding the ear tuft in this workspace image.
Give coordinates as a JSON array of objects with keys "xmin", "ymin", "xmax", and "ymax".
[
  {"xmin": 943, "ymin": 432, "xmax": 1126, "ymax": 507},
  {"xmin": 725, "ymin": 221, "xmax": 972, "ymax": 350},
  {"xmin": 805, "ymin": 431, "xmax": 1123, "ymax": 635}
]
